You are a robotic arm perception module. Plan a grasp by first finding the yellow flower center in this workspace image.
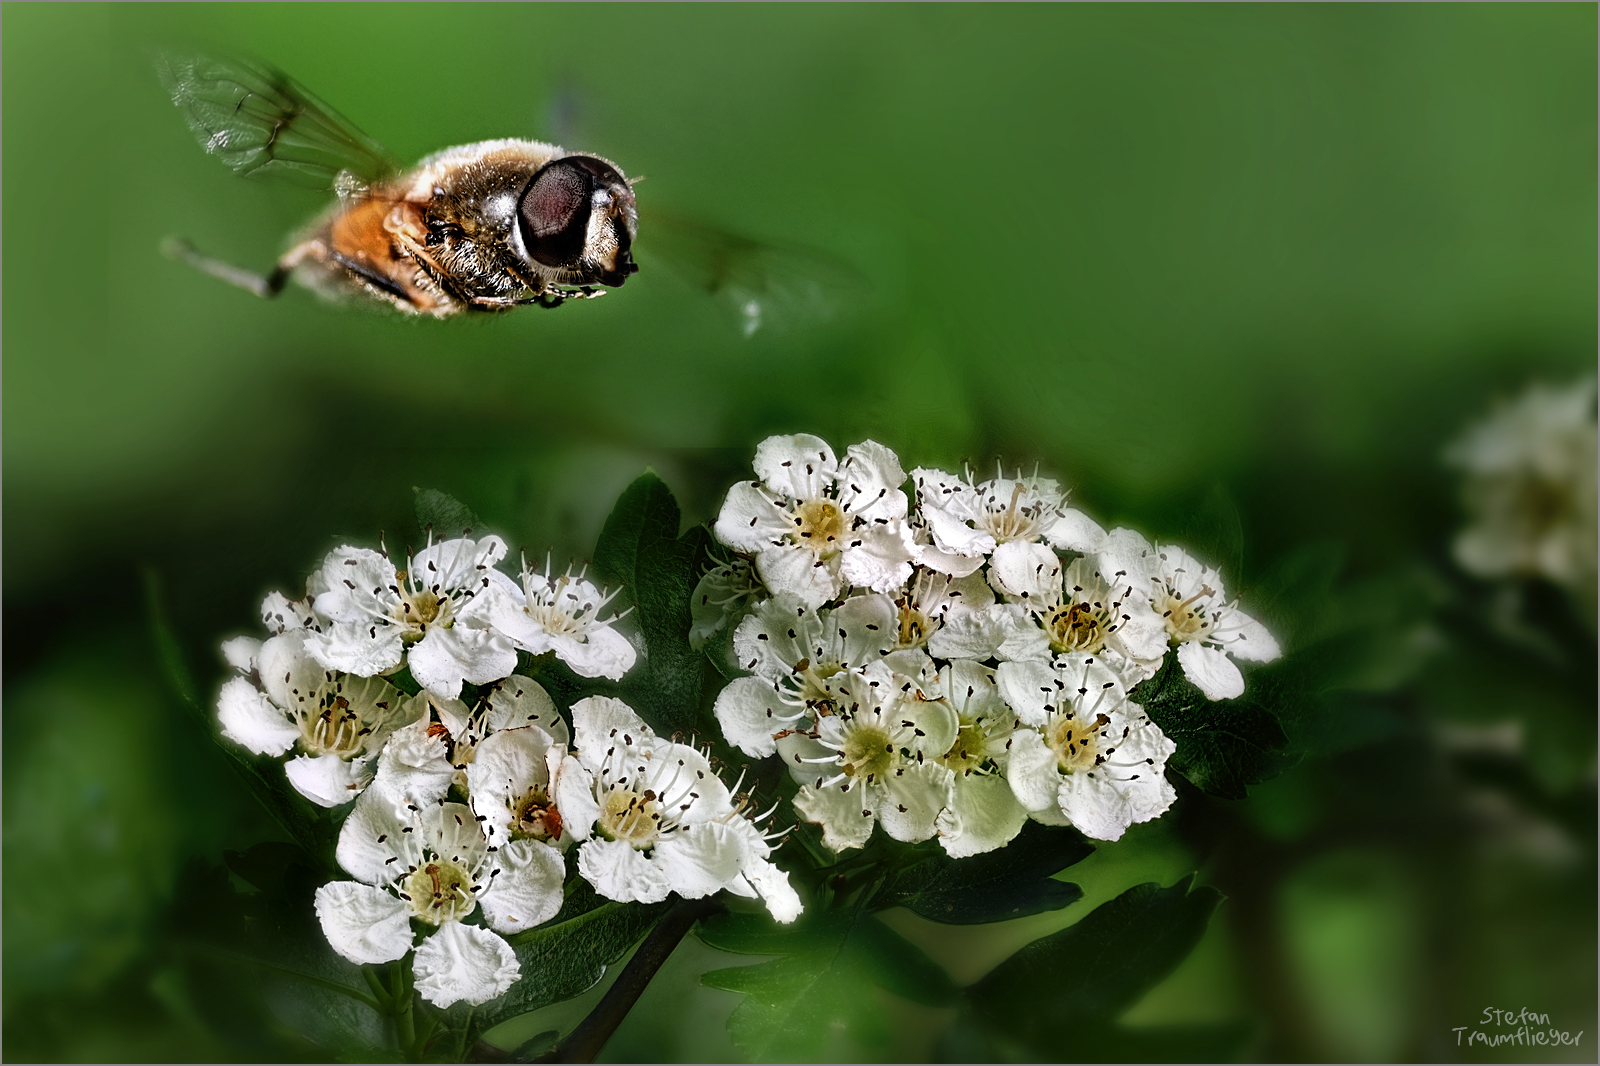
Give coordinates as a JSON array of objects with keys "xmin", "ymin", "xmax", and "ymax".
[
  {"xmin": 1045, "ymin": 600, "xmax": 1110, "ymax": 655},
  {"xmin": 939, "ymin": 719, "xmax": 990, "ymax": 776},
  {"xmin": 597, "ymin": 788, "xmax": 662, "ymax": 849},
  {"xmin": 403, "ymin": 859, "xmax": 475, "ymax": 925},
  {"xmin": 840, "ymin": 724, "xmax": 895, "ymax": 783},
  {"xmin": 303, "ymin": 694, "xmax": 366, "ymax": 758},
  {"xmin": 1159, "ymin": 586, "xmax": 1214, "ymax": 644},
  {"xmin": 982, "ymin": 482, "xmax": 1040, "ymax": 543},
  {"xmin": 1047, "ymin": 713, "xmax": 1109, "ymax": 774},
  {"xmin": 897, "ymin": 602, "xmax": 932, "ymax": 648},
  {"xmin": 792, "ymin": 500, "xmax": 846, "ymax": 558},
  {"xmin": 393, "ymin": 575, "xmax": 454, "ymax": 641}
]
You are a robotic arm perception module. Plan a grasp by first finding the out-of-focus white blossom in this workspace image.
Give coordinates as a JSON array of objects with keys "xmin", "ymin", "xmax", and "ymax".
[{"xmin": 1445, "ymin": 378, "xmax": 1598, "ymax": 591}]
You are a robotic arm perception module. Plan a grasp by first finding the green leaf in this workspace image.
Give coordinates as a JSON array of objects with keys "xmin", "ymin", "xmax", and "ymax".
[
  {"xmin": 591, "ymin": 472, "xmax": 706, "ymax": 737},
  {"xmin": 465, "ymin": 898, "xmax": 667, "ymax": 1036},
  {"xmin": 698, "ymin": 907, "xmax": 957, "ymax": 1062},
  {"xmin": 934, "ymin": 1009, "xmax": 1252, "ymax": 1064},
  {"xmin": 1135, "ymin": 664, "xmax": 1295, "ymax": 800},
  {"xmin": 872, "ymin": 822, "xmax": 1093, "ymax": 924},
  {"xmin": 173, "ymin": 851, "xmax": 392, "ymax": 1057},
  {"xmin": 413, "ymin": 487, "xmax": 484, "ymax": 539},
  {"xmin": 966, "ymin": 876, "xmax": 1222, "ymax": 1056}
]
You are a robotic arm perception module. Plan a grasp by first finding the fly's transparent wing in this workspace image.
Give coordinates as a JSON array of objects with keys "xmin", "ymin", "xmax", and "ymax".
[
  {"xmin": 157, "ymin": 52, "xmax": 397, "ymax": 191},
  {"xmin": 640, "ymin": 210, "xmax": 870, "ymax": 337}
]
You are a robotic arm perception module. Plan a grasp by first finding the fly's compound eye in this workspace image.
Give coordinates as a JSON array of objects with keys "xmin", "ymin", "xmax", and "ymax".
[
  {"xmin": 518, "ymin": 155, "xmax": 638, "ymax": 283},
  {"xmin": 518, "ymin": 159, "xmax": 595, "ymax": 268}
]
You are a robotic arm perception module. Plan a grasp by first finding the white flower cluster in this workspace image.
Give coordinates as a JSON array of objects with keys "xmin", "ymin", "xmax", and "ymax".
[
  {"xmin": 1445, "ymin": 377, "xmax": 1598, "ymax": 590},
  {"xmin": 705, "ymin": 435, "xmax": 1282, "ymax": 853},
  {"xmin": 217, "ymin": 535, "xmax": 798, "ymax": 1009}
]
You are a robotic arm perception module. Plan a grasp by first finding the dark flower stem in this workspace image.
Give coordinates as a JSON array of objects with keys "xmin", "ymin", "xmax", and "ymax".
[{"xmin": 551, "ymin": 898, "xmax": 725, "ymax": 1064}]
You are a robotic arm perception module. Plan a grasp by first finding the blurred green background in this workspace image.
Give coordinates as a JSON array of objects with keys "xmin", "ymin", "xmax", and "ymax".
[{"xmin": 4, "ymin": 3, "xmax": 1594, "ymax": 1061}]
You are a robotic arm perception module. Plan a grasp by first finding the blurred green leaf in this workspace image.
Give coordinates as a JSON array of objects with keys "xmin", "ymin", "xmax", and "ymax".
[
  {"xmin": 964, "ymin": 876, "xmax": 1223, "ymax": 1058},
  {"xmin": 697, "ymin": 906, "xmax": 957, "ymax": 1062},
  {"xmin": 175, "ymin": 848, "xmax": 391, "ymax": 1057},
  {"xmin": 1136, "ymin": 664, "xmax": 1295, "ymax": 800},
  {"xmin": 414, "ymin": 488, "xmax": 485, "ymax": 539},
  {"xmin": 933, "ymin": 1008, "xmax": 1252, "ymax": 1064},
  {"xmin": 591, "ymin": 472, "xmax": 706, "ymax": 738},
  {"xmin": 872, "ymin": 822, "xmax": 1093, "ymax": 924}
]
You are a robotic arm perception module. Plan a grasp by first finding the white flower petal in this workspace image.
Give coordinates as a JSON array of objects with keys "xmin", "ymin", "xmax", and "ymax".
[
  {"xmin": 313, "ymin": 881, "xmax": 413, "ymax": 965},
  {"xmin": 336, "ymin": 787, "xmax": 420, "ymax": 885},
  {"xmin": 1216, "ymin": 607, "xmax": 1281, "ymax": 662},
  {"xmin": 410, "ymin": 536, "xmax": 508, "ymax": 594},
  {"xmin": 312, "ymin": 547, "xmax": 393, "ymax": 623},
  {"xmin": 552, "ymin": 627, "xmax": 637, "ymax": 681},
  {"xmin": 285, "ymin": 753, "xmax": 373, "ymax": 808},
  {"xmin": 777, "ymin": 731, "xmax": 842, "ymax": 787},
  {"xmin": 370, "ymin": 718, "xmax": 456, "ymax": 813},
  {"xmin": 755, "ymin": 547, "xmax": 839, "ymax": 611},
  {"xmin": 713, "ymin": 481, "xmax": 794, "ymax": 553},
  {"xmin": 221, "ymin": 636, "xmax": 261, "ymax": 674},
  {"xmin": 305, "ymin": 621, "xmax": 404, "ymax": 678},
  {"xmin": 1005, "ymin": 729, "xmax": 1062, "ymax": 812},
  {"xmin": 896, "ymin": 690, "xmax": 959, "ymax": 760},
  {"xmin": 921, "ymin": 500, "xmax": 997, "ymax": 559},
  {"xmin": 931, "ymin": 603, "xmax": 1029, "ymax": 660},
  {"xmin": 261, "ymin": 590, "xmax": 321, "ymax": 634},
  {"xmin": 1046, "ymin": 508, "xmax": 1107, "ymax": 553},
  {"xmin": 554, "ymin": 755, "xmax": 602, "ymax": 839},
  {"xmin": 482, "ymin": 675, "xmax": 564, "ymax": 740},
  {"xmin": 877, "ymin": 762, "xmax": 955, "ymax": 843},
  {"xmin": 995, "ymin": 660, "xmax": 1059, "ymax": 727},
  {"xmin": 570, "ymin": 695, "xmax": 652, "ymax": 761},
  {"xmin": 653, "ymin": 821, "xmax": 750, "ymax": 899},
  {"xmin": 713, "ymin": 676, "xmax": 789, "ymax": 758},
  {"xmin": 412, "ymin": 921, "xmax": 520, "ymax": 1009},
  {"xmin": 989, "ymin": 540, "xmax": 1061, "ymax": 603},
  {"xmin": 578, "ymin": 838, "xmax": 672, "ymax": 904},
  {"xmin": 1178, "ymin": 642, "xmax": 1245, "ymax": 701},
  {"xmin": 754, "ymin": 434, "xmax": 838, "ymax": 500},
  {"xmin": 217, "ymin": 677, "xmax": 299, "ymax": 756},
  {"xmin": 479, "ymin": 839, "xmax": 566, "ymax": 935},
  {"xmin": 830, "ymin": 593, "xmax": 901, "ymax": 664},
  {"xmin": 841, "ymin": 439, "xmax": 909, "ymax": 524},
  {"xmin": 938, "ymin": 773, "xmax": 1029, "ymax": 858},
  {"xmin": 794, "ymin": 781, "xmax": 878, "ymax": 852},
  {"xmin": 743, "ymin": 858, "xmax": 802, "ymax": 923},
  {"xmin": 408, "ymin": 626, "xmax": 517, "ymax": 701},
  {"xmin": 839, "ymin": 527, "xmax": 915, "ymax": 595}
]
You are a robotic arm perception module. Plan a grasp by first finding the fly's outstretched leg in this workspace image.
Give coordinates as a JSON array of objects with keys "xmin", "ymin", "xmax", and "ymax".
[{"xmin": 161, "ymin": 237, "xmax": 318, "ymax": 298}]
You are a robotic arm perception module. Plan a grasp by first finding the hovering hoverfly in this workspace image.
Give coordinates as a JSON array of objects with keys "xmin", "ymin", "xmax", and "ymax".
[{"xmin": 158, "ymin": 53, "xmax": 863, "ymax": 330}]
